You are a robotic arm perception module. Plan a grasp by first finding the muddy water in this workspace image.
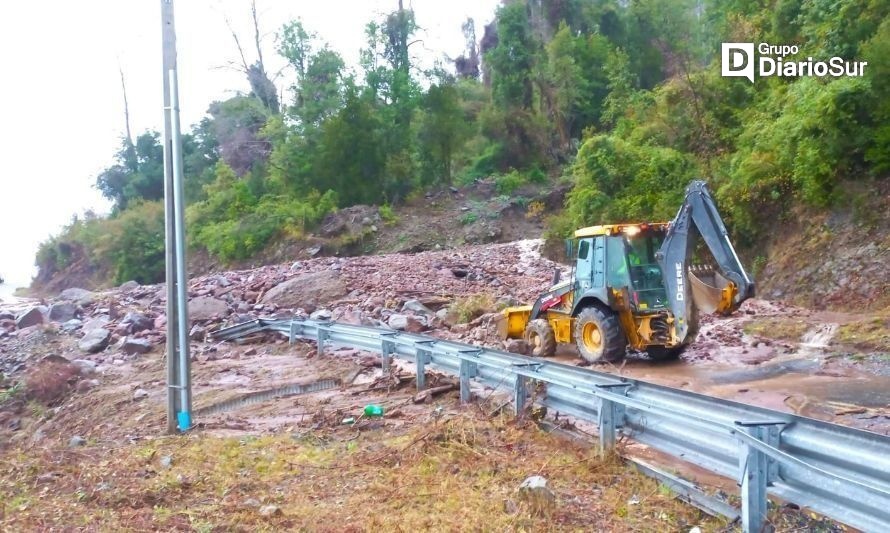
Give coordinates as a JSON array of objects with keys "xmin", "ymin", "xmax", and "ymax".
[{"xmin": 552, "ymin": 323, "xmax": 890, "ymax": 434}]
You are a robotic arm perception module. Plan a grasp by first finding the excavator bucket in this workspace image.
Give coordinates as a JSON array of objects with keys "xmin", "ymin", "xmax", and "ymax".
[{"xmin": 688, "ymin": 265, "xmax": 735, "ymax": 315}]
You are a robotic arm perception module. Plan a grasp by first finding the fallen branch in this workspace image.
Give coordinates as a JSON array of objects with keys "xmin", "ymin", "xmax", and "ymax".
[{"xmin": 413, "ymin": 383, "xmax": 457, "ymax": 404}]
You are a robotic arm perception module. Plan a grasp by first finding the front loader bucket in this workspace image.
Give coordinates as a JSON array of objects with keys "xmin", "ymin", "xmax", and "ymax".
[{"xmin": 688, "ymin": 266, "xmax": 732, "ymax": 315}]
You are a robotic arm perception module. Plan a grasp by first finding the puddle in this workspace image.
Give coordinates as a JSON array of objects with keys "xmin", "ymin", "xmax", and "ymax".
[
  {"xmin": 791, "ymin": 378, "xmax": 890, "ymax": 408},
  {"xmin": 709, "ymin": 358, "xmax": 820, "ymax": 384}
]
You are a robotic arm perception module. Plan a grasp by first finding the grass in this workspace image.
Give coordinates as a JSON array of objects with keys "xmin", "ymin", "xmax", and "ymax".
[
  {"xmin": 0, "ymin": 411, "xmax": 724, "ymax": 531},
  {"xmin": 834, "ymin": 315, "xmax": 890, "ymax": 352},
  {"xmin": 743, "ymin": 317, "xmax": 811, "ymax": 342},
  {"xmin": 447, "ymin": 293, "xmax": 502, "ymax": 323}
]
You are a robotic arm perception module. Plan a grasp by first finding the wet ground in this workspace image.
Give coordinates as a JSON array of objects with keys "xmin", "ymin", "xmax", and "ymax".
[{"xmin": 545, "ymin": 301, "xmax": 890, "ymax": 435}]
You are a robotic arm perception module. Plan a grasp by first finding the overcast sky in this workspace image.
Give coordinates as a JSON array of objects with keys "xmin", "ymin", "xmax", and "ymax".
[{"xmin": 0, "ymin": 0, "xmax": 499, "ymax": 290}]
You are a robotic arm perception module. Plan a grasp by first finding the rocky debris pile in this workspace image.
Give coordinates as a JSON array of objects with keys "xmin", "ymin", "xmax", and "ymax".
[{"xmin": 0, "ymin": 240, "xmax": 561, "ymax": 383}]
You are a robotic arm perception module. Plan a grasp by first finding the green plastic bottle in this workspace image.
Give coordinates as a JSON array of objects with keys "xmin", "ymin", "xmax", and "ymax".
[{"xmin": 363, "ymin": 404, "xmax": 384, "ymax": 417}]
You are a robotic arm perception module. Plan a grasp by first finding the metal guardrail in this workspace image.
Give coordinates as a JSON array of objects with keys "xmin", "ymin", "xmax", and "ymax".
[{"xmin": 212, "ymin": 318, "xmax": 890, "ymax": 532}]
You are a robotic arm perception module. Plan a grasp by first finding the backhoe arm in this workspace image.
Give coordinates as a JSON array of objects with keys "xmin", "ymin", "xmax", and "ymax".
[{"xmin": 657, "ymin": 180, "xmax": 755, "ymax": 343}]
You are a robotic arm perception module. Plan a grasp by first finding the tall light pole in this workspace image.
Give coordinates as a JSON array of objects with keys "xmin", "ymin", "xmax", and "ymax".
[{"xmin": 161, "ymin": 0, "xmax": 192, "ymax": 433}]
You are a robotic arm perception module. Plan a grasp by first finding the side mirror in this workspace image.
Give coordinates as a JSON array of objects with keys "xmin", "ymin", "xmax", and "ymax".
[
  {"xmin": 564, "ymin": 239, "xmax": 574, "ymax": 260},
  {"xmin": 552, "ymin": 268, "xmax": 561, "ymax": 285}
]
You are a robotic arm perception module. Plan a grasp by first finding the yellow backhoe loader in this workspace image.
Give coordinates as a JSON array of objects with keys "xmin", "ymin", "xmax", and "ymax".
[{"xmin": 499, "ymin": 180, "xmax": 754, "ymax": 362}]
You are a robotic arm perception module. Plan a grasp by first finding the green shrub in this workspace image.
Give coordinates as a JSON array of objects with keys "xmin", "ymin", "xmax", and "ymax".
[
  {"xmin": 460, "ymin": 212, "xmax": 479, "ymax": 225},
  {"xmin": 494, "ymin": 170, "xmax": 526, "ymax": 195},
  {"xmin": 379, "ymin": 204, "xmax": 398, "ymax": 224},
  {"xmin": 186, "ymin": 162, "xmax": 338, "ymax": 262}
]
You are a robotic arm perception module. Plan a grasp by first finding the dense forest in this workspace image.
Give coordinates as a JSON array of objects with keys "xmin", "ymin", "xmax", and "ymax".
[{"xmin": 37, "ymin": 0, "xmax": 890, "ymax": 285}]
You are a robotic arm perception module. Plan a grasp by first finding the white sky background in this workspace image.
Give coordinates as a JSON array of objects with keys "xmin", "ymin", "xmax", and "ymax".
[{"xmin": 0, "ymin": 0, "xmax": 499, "ymax": 290}]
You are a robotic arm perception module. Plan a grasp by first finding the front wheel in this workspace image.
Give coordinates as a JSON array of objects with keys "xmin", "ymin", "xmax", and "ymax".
[
  {"xmin": 574, "ymin": 307, "xmax": 626, "ymax": 363},
  {"xmin": 524, "ymin": 319, "xmax": 556, "ymax": 357}
]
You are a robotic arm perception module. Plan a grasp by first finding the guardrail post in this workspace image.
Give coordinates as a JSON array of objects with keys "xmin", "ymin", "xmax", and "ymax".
[
  {"xmin": 735, "ymin": 421, "xmax": 784, "ymax": 533},
  {"xmin": 416, "ymin": 349, "xmax": 430, "ymax": 390},
  {"xmin": 595, "ymin": 384, "xmax": 630, "ymax": 456},
  {"xmin": 598, "ymin": 397, "xmax": 618, "ymax": 455},
  {"xmin": 459, "ymin": 359, "xmax": 477, "ymax": 403},
  {"xmin": 513, "ymin": 374, "xmax": 529, "ymax": 416},
  {"xmin": 316, "ymin": 327, "xmax": 329, "ymax": 356},
  {"xmin": 380, "ymin": 338, "xmax": 395, "ymax": 372},
  {"xmin": 288, "ymin": 321, "xmax": 301, "ymax": 346}
]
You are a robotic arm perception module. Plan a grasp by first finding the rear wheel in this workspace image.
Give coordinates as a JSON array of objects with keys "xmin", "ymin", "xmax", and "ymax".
[
  {"xmin": 645, "ymin": 345, "xmax": 686, "ymax": 361},
  {"xmin": 574, "ymin": 307, "xmax": 626, "ymax": 363},
  {"xmin": 523, "ymin": 319, "xmax": 556, "ymax": 357}
]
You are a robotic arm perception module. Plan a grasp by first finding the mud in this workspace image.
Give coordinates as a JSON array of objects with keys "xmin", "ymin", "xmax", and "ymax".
[{"xmin": 546, "ymin": 300, "xmax": 890, "ymax": 435}]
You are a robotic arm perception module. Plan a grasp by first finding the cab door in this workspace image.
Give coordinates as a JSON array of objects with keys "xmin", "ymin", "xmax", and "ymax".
[{"xmin": 576, "ymin": 238, "xmax": 593, "ymax": 293}]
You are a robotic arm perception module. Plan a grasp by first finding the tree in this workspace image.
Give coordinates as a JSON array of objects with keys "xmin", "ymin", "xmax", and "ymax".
[
  {"xmin": 224, "ymin": 0, "xmax": 280, "ymax": 113},
  {"xmin": 454, "ymin": 18, "xmax": 480, "ymax": 79},
  {"xmin": 418, "ymin": 82, "xmax": 469, "ymax": 185}
]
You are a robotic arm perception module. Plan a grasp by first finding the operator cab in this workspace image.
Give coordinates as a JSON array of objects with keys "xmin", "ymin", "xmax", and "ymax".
[{"xmin": 573, "ymin": 223, "xmax": 670, "ymax": 313}]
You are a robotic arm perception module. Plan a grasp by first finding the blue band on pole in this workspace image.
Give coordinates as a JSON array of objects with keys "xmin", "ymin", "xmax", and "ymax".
[{"xmin": 177, "ymin": 411, "xmax": 192, "ymax": 432}]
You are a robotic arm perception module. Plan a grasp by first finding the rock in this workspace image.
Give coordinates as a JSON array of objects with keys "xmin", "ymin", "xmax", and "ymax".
[
  {"xmin": 309, "ymin": 309, "xmax": 332, "ymax": 321},
  {"xmin": 60, "ymin": 319, "xmax": 83, "ymax": 332},
  {"xmin": 505, "ymin": 339, "xmax": 531, "ymax": 356},
  {"xmin": 259, "ymin": 505, "xmax": 282, "ymax": 517},
  {"xmin": 75, "ymin": 379, "xmax": 99, "ymax": 393},
  {"xmin": 78, "ymin": 328, "xmax": 111, "ymax": 353},
  {"xmin": 48, "ymin": 302, "xmax": 78, "ymax": 322},
  {"xmin": 69, "ymin": 436, "xmax": 87, "ymax": 448},
  {"xmin": 189, "ymin": 324, "xmax": 206, "ymax": 341},
  {"xmin": 387, "ymin": 314, "xmax": 426, "ymax": 333},
  {"xmin": 122, "ymin": 312, "xmax": 153, "ymax": 333},
  {"xmin": 71, "ymin": 359, "xmax": 98, "ymax": 375},
  {"xmin": 82, "ymin": 316, "xmax": 110, "ymax": 333},
  {"xmin": 133, "ymin": 388, "xmax": 149, "ymax": 401},
  {"xmin": 261, "ymin": 270, "xmax": 347, "ymax": 311},
  {"xmin": 189, "ymin": 296, "xmax": 228, "ymax": 321},
  {"xmin": 159, "ymin": 455, "xmax": 173, "ymax": 468},
  {"xmin": 121, "ymin": 337, "xmax": 152, "ymax": 355},
  {"xmin": 118, "ymin": 280, "xmax": 140, "ymax": 291},
  {"xmin": 15, "ymin": 307, "xmax": 45, "ymax": 329},
  {"xmin": 518, "ymin": 475, "xmax": 555, "ymax": 515},
  {"xmin": 496, "ymin": 296, "xmax": 520, "ymax": 308},
  {"xmin": 402, "ymin": 299, "xmax": 435, "ymax": 315},
  {"xmin": 0, "ymin": 311, "xmax": 14, "ymax": 321},
  {"xmin": 59, "ymin": 287, "xmax": 95, "ymax": 305},
  {"xmin": 154, "ymin": 314, "xmax": 167, "ymax": 330}
]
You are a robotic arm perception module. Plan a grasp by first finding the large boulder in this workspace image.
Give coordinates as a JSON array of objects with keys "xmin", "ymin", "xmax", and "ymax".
[
  {"xmin": 118, "ymin": 280, "xmax": 140, "ymax": 291},
  {"xmin": 82, "ymin": 316, "xmax": 110, "ymax": 333},
  {"xmin": 121, "ymin": 337, "xmax": 152, "ymax": 355},
  {"xmin": 387, "ymin": 314, "xmax": 427, "ymax": 333},
  {"xmin": 58, "ymin": 288, "xmax": 95, "ymax": 306},
  {"xmin": 402, "ymin": 299, "xmax": 435, "ymax": 316},
  {"xmin": 260, "ymin": 270, "xmax": 347, "ymax": 312},
  {"xmin": 188, "ymin": 297, "xmax": 229, "ymax": 321},
  {"xmin": 48, "ymin": 302, "xmax": 78, "ymax": 322},
  {"xmin": 16, "ymin": 307, "xmax": 45, "ymax": 329},
  {"xmin": 122, "ymin": 312, "xmax": 153, "ymax": 333},
  {"xmin": 79, "ymin": 328, "xmax": 111, "ymax": 353}
]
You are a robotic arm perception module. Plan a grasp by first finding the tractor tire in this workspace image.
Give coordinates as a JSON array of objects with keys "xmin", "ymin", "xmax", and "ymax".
[
  {"xmin": 574, "ymin": 307, "xmax": 626, "ymax": 363},
  {"xmin": 523, "ymin": 319, "xmax": 557, "ymax": 357},
  {"xmin": 645, "ymin": 345, "xmax": 686, "ymax": 361}
]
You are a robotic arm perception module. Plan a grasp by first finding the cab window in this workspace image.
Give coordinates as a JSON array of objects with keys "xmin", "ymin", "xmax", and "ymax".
[{"xmin": 578, "ymin": 239, "xmax": 590, "ymax": 260}]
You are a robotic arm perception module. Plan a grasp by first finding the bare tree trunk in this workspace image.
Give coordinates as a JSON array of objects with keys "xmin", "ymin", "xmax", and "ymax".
[
  {"xmin": 251, "ymin": 0, "xmax": 265, "ymax": 73},
  {"xmin": 119, "ymin": 64, "xmax": 137, "ymax": 171}
]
